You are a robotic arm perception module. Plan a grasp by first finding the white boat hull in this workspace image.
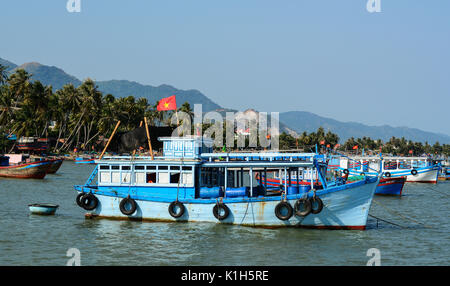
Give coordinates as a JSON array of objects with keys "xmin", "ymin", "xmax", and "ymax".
[{"xmin": 81, "ymin": 179, "xmax": 378, "ymax": 230}]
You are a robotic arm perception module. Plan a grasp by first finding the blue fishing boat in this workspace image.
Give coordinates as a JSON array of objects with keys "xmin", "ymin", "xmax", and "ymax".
[
  {"xmin": 74, "ymin": 137, "xmax": 380, "ymax": 230},
  {"xmin": 74, "ymin": 156, "xmax": 96, "ymax": 164},
  {"xmin": 255, "ymin": 172, "xmax": 407, "ymax": 196},
  {"xmin": 338, "ymin": 156, "xmax": 440, "ymax": 184},
  {"xmin": 374, "ymin": 177, "xmax": 407, "ymax": 195}
]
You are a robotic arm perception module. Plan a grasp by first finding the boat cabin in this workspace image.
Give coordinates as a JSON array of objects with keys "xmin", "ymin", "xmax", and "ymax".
[{"xmin": 91, "ymin": 137, "xmax": 328, "ymax": 201}]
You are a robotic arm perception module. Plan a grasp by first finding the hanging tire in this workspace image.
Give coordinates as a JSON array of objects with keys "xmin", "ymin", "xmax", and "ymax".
[
  {"xmin": 275, "ymin": 201, "xmax": 293, "ymax": 221},
  {"xmin": 119, "ymin": 196, "xmax": 137, "ymax": 215},
  {"xmin": 76, "ymin": 192, "xmax": 85, "ymax": 208},
  {"xmin": 343, "ymin": 169, "xmax": 349, "ymax": 175},
  {"xmin": 411, "ymin": 169, "xmax": 418, "ymax": 176},
  {"xmin": 213, "ymin": 203, "xmax": 230, "ymax": 220},
  {"xmin": 384, "ymin": 172, "xmax": 391, "ymax": 177},
  {"xmin": 294, "ymin": 198, "xmax": 312, "ymax": 217},
  {"xmin": 81, "ymin": 193, "xmax": 98, "ymax": 211},
  {"xmin": 309, "ymin": 197, "xmax": 324, "ymax": 214},
  {"xmin": 360, "ymin": 172, "xmax": 365, "ymax": 176},
  {"xmin": 168, "ymin": 201, "xmax": 185, "ymax": 218}
]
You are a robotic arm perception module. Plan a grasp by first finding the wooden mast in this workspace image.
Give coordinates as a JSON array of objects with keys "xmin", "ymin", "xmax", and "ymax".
[
  {"xmin": 99, "ymin": 121, "xmax": 121, "ymax": 160},
  {"xmin": 144, "ymin": 117, "xmax": 154, "ymax": 160}
]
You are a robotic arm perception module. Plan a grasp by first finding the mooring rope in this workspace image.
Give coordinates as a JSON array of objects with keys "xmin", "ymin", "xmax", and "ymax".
[
  {"xmin": 372, "ymin": 199, "xmax": 432, "ymax": 228},
  {"xmin": 368, "ymin": 214, "xmax": 406, "ymax": 228}
]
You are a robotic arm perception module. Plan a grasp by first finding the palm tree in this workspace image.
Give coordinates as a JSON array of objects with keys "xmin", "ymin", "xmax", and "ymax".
[{"xmin": 0, "ymin": 64, "xmax": 9, "ymax": 85}]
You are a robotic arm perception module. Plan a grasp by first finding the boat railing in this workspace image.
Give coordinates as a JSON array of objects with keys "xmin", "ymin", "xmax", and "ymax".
[{"xmin": 201, "ymin": 152, "xmax": 319, "ymax": 162}]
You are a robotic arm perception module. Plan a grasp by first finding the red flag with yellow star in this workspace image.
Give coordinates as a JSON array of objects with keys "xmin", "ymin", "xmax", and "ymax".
[{"xmin": 157, "ymin": 95, "xmax": 177, "ymax": 111}]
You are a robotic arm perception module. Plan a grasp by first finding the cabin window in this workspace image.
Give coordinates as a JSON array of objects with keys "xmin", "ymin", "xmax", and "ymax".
[
  {"xmin": 135, "ymin": 166, "xmax": 145, "ymax": 170},
  {"xmin": 384, "ymin": 161, "xmax": 397, "ymax": 170},
  {"xmin": 135, "ymin": 172, "xmax": 146, "ymax": 183},
  {"xmin": 146, "ymin": 166, "xmax": 156, "ymax": 170},
  {"xmin": 398, "ymin": 161, "xmax": 411, "ymax": 169},
  {"xmin": 158, "ymin": 172, "xmax": 169, "ymax": 184},
  {"xmin": 111, "ymin": 165, "xmax": 120, "ymax": 170},
  {"xmin": 181, "ymin": 173, "xmax": 193, "ymax": 185},
  {"xmin": 182, "ymin": 166, "xmax": 192, "ymax": 171},
  {"xmin": 122, "ymin": 172, "xmax": 131, "ymax": 183},
  {"xmin": 200, "ymin": 167, "xmax": 221, "ymax": 187},
  {"xmin": 111, "ymin": 172, "xmax": 120, "ymax": 183},
  {"xmin": 100, "ymin": 172, "xmax": 111, "ymax": 183},
  {"xmin": 100, "ymin": 165, "xmax": 110, "ymax": 170},
  {"xmin": 122, "ymin": 165, "xmax": 131, "ymax": 170},
  {"xmin": 170, "ymin": 166, "xmax": 180, "ymax": 171},
  {"xmin": 146, "ymin": 172, "xmax": 157, "ymax": 183},
  {"xmin": 159, "ymin": 166, "xmax": 168, "ymax": 170},
  {"xmin": 170, "ymin": 173, "xmax": 181, "ymax": 184}
]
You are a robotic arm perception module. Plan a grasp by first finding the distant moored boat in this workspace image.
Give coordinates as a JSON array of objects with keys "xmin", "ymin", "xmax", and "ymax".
[{"xmin": 0, "ymin": 155, "xmax": 52, "ymax": 179}]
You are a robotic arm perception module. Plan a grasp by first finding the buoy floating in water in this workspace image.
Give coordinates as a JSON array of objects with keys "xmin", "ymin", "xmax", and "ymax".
[{"xmin": 28, "ymin": 204, "xmax": 59, "ymax": 215}]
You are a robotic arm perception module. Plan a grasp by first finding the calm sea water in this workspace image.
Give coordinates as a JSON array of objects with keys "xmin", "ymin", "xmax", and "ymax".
[{"xmin": 0, "ymin": 161, "xmax": 448, "ymax": 266}]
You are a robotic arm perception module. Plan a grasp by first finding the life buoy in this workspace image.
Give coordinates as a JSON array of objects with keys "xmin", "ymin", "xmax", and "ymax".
[
  {"xmin": 168, "ymin": 201, "xmax": 185, "ymax": 218},
  {"xmin": 81, "ymin": 193, "xmax": 98, "ymax": 211},
  {"xmin": 411, "ymin": 169, "xmax": 418, "ymax": 176},
  {"xmin": 309, "ymin": 197, "xmax": 323, "ymax": 214},
  {"xmin": 343, "ymin": 169, "xmax": 349, "ymax": 175},
  {"xmin": 213, "ymin": 203, "xmax": 230, "ymax": 220},
  {"xmin": 275, "ymin": 201, "xmax": 293, "ymax": 221},
  {"xmin": 76, "ymin": 192, "xmax": 85, "ymax": 208},
  {"xmin": 119, "ymin": 196, "xmax": 137, "ymax": 215},
  {"xmin": 384, "ymin": 172, "xmax": 391, "ymax": 177},
  {"xmin": 294, "ymin": 198, "xmax": 312, "ymax": 217}
]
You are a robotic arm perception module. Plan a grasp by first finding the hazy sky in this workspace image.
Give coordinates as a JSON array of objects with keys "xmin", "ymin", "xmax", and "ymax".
[{"xmin": 1, "ymin": 0, "xmax": 449, "ymax": 135}]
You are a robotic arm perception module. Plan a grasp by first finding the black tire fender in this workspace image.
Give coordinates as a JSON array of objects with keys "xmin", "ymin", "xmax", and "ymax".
[
  {"xmin": 213, "ymin": 203, "xmax": 230, "ymax": 220},
  {"xmin": 119, "ymin": 196, "xmax": 137, "ymax": 215},
  {"xmin": 81, "ymin": 193, "xmax": 98, "ymax": 211},
  {"xmin": 343, "ymin": 169, "xmax": 349, "ymax": 175},
  {"xmin": 76, "ymin": 192, "xmax": 85, "ymax": 208},
  {"xmin": 168, "ymin": 201, "xmax": 185, "ymax": 218},
  {"xmin": 384, "ymin": 172, "xmax": 391, "ymax": 177},
  {"xmin": 294, "ymin": 198, "xmax": 312, "ymax": 217},
  {"xmin": 275, "ymin": 201, "xmax": 293, "ymax": 221},
  {"xmin": 309, "ymin": 197, "xmax": 324, "ymax": 214},
  {"xmin": 411, "ymin": 169, "xmax": 418, "ymax": 176}
]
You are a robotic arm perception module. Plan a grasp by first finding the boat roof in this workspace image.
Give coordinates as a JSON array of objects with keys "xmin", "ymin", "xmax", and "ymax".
[{"xmin": 343, "ymin": 156, "xmax": 432, "ymax": 161}]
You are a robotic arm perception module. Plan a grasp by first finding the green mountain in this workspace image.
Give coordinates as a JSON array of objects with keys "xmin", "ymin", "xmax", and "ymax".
[
  {"xmin": 279, "ymin": 111, "xmax": 450, "ymax": 144},
  {"xmin": 0, "ymin": 58, "xmax": 17, "ymax": 71},
  {"xmin": 14, "ymin": 62, "xmax": 82, "ymax": 90}
]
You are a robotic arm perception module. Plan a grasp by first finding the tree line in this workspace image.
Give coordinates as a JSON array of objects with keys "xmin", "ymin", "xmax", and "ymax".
[
  {"xmin": 0, "ymin": 65, "xmax": 193, "ymax": 153},
  {"xmin": 278, "ymin": 128, "xmax": 449, "ymax": 157}
]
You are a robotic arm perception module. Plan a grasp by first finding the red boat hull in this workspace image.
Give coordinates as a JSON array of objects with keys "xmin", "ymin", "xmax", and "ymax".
[{"xmin": 0, "ymin": 161, "xmax": 52, "ymax": 179}]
